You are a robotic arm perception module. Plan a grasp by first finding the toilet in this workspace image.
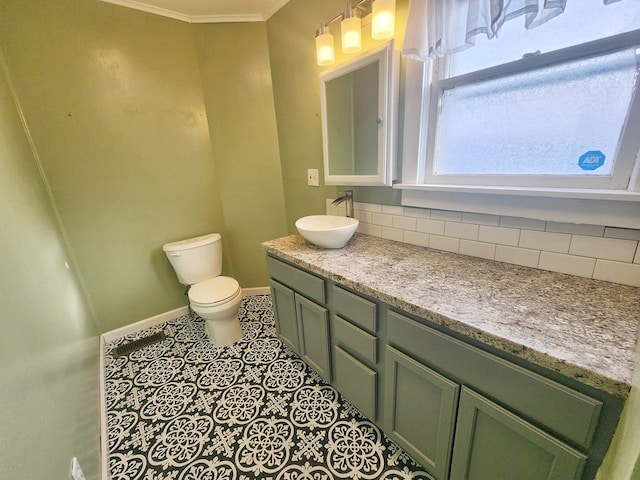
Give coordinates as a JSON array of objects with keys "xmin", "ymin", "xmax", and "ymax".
[{"xmin": 162, "ymin": 233, "xmax": 243, "ymax": 347}]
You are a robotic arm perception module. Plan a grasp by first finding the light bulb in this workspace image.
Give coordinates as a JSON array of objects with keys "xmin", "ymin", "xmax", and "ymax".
[{"xmin": 371, "ymin": 0, "xmax": 396, "ymax": 40}]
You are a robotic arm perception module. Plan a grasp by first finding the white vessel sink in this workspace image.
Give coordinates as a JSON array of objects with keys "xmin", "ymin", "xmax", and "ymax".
[{"xmin": 295, "ymin": 215, "xmax": 359, "ymax": 249}]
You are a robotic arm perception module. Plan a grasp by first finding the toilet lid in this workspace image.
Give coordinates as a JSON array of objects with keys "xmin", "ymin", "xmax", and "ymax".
[{"xmin": 189, "ymin": 276, "xmax": 240, "ymax": 306}]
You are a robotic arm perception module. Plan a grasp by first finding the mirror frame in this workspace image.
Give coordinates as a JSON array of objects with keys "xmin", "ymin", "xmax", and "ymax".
[{"xmin": 320, "ymin": 40, "xmax": 399, "ymax": 186}]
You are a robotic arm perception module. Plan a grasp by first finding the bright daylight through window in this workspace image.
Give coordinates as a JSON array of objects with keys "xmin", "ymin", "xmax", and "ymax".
[{"xmin": 401, "ymin": 0, "xmax": 640, "ymax": 197}]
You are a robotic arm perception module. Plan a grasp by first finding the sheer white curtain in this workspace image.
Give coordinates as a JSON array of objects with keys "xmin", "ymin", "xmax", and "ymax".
[{"xmin": 402, "ymin": 0, "xmax": 622, "ymax": 61}]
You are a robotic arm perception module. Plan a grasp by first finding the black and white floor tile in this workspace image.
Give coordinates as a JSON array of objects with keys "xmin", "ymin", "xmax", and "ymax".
[{"xmin": 104, "ymin": 295, "xmax": 434, "ymax": 480}]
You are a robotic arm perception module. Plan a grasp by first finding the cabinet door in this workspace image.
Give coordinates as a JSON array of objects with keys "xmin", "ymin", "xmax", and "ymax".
[
  {"xmin": 269, "ymin": 280, "xmax": 300, "ymax": 353},
  {"xmin": 450, "ymin": 387, "xmax": 587, "ymax": 480},
  {"xmin": 334, "ymin": 345, "xmax": 377, "ymax": 419},
  {"xmin": 296, "ymin": 293, "xmax": 331, "ymax": 381},
  {"xmin": 384, "ymin": 346, "xmax": 459, "ymax": 480}
]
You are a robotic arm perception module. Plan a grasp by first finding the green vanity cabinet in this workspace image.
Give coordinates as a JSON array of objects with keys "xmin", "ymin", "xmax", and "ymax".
[
  {"xmin": 265, "ymin": 253, "xmax": 620, "ymax": 480},
  {"xmin": 267, "ymin": 257, "xmax": 331, "ymax": 381},
  {"xmin": 331, "ymin": 285, "xmax": 379, "ymax": 420}
]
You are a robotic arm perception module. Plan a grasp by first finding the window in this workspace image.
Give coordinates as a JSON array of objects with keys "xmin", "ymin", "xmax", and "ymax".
[{"xmin": 401, "ymin": 1, "xmax": 640, "ymax": 200}]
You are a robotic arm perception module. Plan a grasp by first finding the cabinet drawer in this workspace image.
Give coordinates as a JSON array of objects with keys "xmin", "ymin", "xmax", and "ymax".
[
  {"xmin": 266, "ymin": 256, "xmax": 325, "ymax": 304},
  {"xmin": 334, "ymin": 315, "xmax": 377, "ymax": 365},
  {"xmin": 334, "ymin": 346, "xmax": 377, "ymax": 420},
  {"xmin": 387, "ymin": 311, "xmax": 602, "ymax": 449},
  {"xmin": 332, "ymin": 285, "xmax": 377, "ymax": 333}
]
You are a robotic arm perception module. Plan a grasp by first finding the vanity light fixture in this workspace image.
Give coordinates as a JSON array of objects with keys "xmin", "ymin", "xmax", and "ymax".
[{"xmin": 315, "ymin": 0, "xmax": 396, "ymax": 66}]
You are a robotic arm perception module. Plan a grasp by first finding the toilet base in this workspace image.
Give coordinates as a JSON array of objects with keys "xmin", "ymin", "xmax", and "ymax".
[{"xmin": 204, "ymin": 315, "xmax": 243, "ymax": 347}]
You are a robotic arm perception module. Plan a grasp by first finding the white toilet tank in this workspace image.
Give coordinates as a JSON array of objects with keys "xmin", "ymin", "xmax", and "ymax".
[{"xmin": 162, "ymin": 233, "xmax": 223, "ymax": 285}]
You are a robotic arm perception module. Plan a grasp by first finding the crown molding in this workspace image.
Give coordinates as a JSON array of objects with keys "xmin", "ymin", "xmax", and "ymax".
[
  {"xmin": 100, "ymin": 0, "xmax": 192, "ymax": 22},
  {"xmin": 99, "ymin": 0, "xmax": 289, "ymax": 23},
  {"xmin": 190, "ymin": 13, "xmax": 264, "ymax": 24}
]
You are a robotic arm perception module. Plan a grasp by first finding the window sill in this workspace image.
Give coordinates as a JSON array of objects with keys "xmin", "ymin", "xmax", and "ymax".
[
  {"xmin": 394, "ymin": 183, "xmax": 640, "ymax": 201},
  {"xmin": 395, "ymin": 184, "xmax": 640, "ymax": 229}
]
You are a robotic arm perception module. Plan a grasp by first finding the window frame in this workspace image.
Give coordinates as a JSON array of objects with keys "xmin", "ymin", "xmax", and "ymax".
[{"xmin": 394, "ymin": 30, "xmax": 640, "ymax": 228}]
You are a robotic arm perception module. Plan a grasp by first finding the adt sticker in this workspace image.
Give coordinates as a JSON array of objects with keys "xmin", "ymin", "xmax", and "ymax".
[{"xmin": 578, "ymin": 151, "xmax": 605, "ymax": 171}]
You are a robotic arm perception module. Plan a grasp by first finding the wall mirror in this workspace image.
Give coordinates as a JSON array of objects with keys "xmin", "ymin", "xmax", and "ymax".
[{"xmin": 320, "ymin": 40, "xmax": 399, "ymax": 186}]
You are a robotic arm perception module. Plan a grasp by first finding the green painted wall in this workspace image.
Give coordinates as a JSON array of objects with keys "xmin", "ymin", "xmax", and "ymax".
[
  {"xmin": 193, "ymin": 22, "xmax": 288, "ymax": 286},
  {"xmin": 0, "ymin": 0, "xmax": 287, "ymax": 333},
  {"xmin": 0, "ymin": 50, "xmax": 100, "ymax": 479},
  {"xmin": 266, "ymin": 0, "xmax": 340, "ymax": 232}
]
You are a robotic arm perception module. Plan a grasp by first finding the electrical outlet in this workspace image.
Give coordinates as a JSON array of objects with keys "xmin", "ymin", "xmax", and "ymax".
[
  {"xmin": 307, "ymin": 168, "xmax": 319, "ymax": 187},
  {"xmin": 70, "ymin": 457, "xmax": 86, "ymax": 480}
]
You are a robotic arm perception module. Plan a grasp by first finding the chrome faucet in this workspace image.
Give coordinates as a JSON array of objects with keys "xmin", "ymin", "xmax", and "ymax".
[{"xmin": 331, "ymin": 190, "xmax": 354, "ymax": 218}]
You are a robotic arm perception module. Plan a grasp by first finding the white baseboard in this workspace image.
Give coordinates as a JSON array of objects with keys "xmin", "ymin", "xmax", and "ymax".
[
  {"xmin": 242, "ymin": 286, "xmax": 271, "ymax": 296},
  {"xmin": 101, "ymin": 305, "xmax": 189, "ymax": 343},
  {"xmin": 100, "ymin": 334, "xmax": 109, "ymax": 480}
]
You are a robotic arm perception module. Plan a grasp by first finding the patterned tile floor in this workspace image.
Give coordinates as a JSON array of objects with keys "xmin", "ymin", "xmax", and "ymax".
[{"xmin": 104, "ymin": 295, "xmax": 434, "ymax": 480}]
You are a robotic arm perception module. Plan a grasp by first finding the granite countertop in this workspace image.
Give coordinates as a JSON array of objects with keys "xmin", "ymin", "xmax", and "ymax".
[{"xmin": 262, "ymin": 234, "xmax": 640, "ymax": 399}]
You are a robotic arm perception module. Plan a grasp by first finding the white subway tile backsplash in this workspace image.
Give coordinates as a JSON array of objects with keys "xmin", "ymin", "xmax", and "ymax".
[
  {"xmin": 593, "ymin": 260, "xmax": 640, "ymax": 287},
  {"xmin": 382, "ymin": 205, "xmax": 405, "ymax": 215},
  {"xmin": 604, "ymin": 227, "xmax": 640, "ymax": 241},
  {"xmin": 326, "ymin": 204, "xmax": 340, "ymax": 216},
  {"xmin": 499, "ymin": 216, "xmax": 546, "ymax": 231},
  {"xmin": 404, "ymin": 207, "xmax": 432, "ymax": 219},
  {"xmin": 333, "ymin": 205, "xmax": 347, "ymax": 217},
  {"xmin": 404, "ymin": 231, "xmax": 430, "ymax": 247},
  {"xmin": 417, "ymin": 218, "xmax": 445, "ymax": 235},
  {"xmin": 358, "ymin": 223, "xmax": 382, "ymax": 237},
  {"xmin": 381, "ymin": 227, "xmax": 404, "ymax": 242},
  {"xmin": 460, "ymin": 240, "xmax": 496, "ymax": 260},
  {"xmin": 393, "ymin": 215, "xmax": 417, "ymax": 231},
  {"xmin": 570, "ymin": 235, "xmax": 637, "ymax": 263},
  {"xmin": 359, "ymin": 202, "xmax": 383, "ymax": 213},
  {"xmin": 371, "ymin": 212, "xmax": 393, "ymax": 227},
  {"xmin": 429, "ymin": 235, "xmax": 460, "ymax": 253},
  {"xmin": 431, "ymin": 209, "xmax": 463, "ymax": 222},
  {"xmin": 478, "ymin": 225, "xmax": 520, "ymax": 246},
  {"xmin": 546, "ymin": 222, "xmax": 605, "ymax": 237},
  {"xmin": 462, "ymin": 212, "xmax": 500, "ymax": 226},
  {"xmin": 445, "ymin": 221, "xmax": 479, "ymax": 240},
  {"xmin": 495, "ymin": 245, "xmax": 540, "ymax": 268},
  {"xmin": 328, "ymin": 198, "xmax": 640, "ymax": 286},
  {"xmin": 356, "ymin": 210, "xmax": 373, "ymax": 224},
  {"xmin": 519, "ymin": 230, "xmax": 571, "ymax": 253},
  {"xmin": 538, "ymin": 252, "xmax": 595, "ymax": 279}
]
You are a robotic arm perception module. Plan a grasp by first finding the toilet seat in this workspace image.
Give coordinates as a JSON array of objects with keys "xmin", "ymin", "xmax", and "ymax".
[{"xmin": 189, "ymin": 276, "xmax": 241, "ymax": 308}]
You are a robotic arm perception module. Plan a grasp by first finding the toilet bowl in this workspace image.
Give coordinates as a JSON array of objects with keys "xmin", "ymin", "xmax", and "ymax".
[
  {"xmin": 163, "ymin": 233, "xmax": 243, "ymax": 347},
  {"xmin": 188, "ymin": 276, "xmax": 243, "ymax": 346}
]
